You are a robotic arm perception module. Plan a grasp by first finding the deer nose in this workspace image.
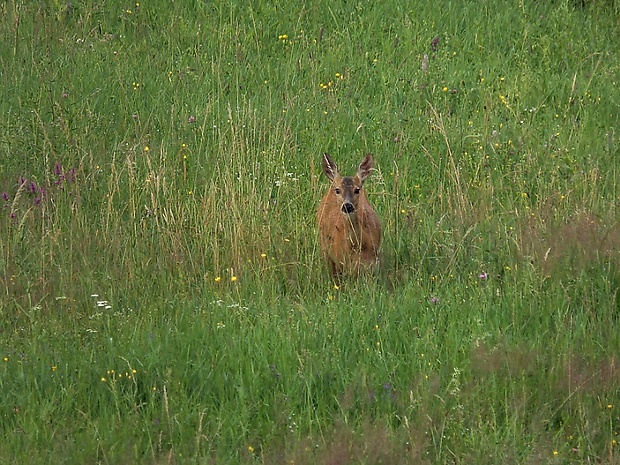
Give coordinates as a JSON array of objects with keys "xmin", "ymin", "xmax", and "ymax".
[{"xmin": 342, "ymin": 203, "xmax": 355, "ymax": 214}]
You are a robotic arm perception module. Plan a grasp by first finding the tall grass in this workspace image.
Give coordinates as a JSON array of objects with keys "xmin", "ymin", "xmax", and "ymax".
[{"xmin": 1, "ymin": 0, "xmax": 619, "ymax": 463}]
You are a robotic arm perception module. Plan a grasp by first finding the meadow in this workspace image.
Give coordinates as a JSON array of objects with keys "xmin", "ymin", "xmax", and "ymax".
[{"xmin": 1, "ymin": 0, "xmax": 619, "ymax": 463}]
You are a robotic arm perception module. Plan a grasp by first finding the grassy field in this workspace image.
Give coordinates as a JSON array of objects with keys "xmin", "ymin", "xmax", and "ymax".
[{"xmin": 1, "ymin": 0, "xmax": 619, "ymax": 463}]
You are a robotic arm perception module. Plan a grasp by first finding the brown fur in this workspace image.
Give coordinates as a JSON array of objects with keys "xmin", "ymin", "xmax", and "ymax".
[{"xmin": 316, "ymin": 153, "xmax": 382, "ymax": 277}]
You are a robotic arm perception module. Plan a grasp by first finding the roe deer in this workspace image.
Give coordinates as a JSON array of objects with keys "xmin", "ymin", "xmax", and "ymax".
[{"xmin": 316, "ymin": 153, "xmax": 382, "ymax": 277}]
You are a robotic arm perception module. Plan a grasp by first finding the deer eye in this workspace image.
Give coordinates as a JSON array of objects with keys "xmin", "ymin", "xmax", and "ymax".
[
  {"xmin": 354, "ymin": 187, "xmax": 361, "ymax": 194},
  {"xmin": 334, "ymin": 188, "xmax": 341, "ymax": 195}
]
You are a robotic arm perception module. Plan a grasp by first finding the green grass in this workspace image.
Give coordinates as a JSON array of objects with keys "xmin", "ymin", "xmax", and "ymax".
[{"xmin": 1, "ymin": 0, "xmax": 619, "ymax": 463}]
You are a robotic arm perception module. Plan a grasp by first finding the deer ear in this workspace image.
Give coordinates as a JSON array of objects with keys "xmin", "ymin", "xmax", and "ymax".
[
  {"xmin": 322, "ymin": 153, "xmax": 339, "ymax": 181},
  {"xmin": 357, "ymin": 155, "xmax": 374, "ymax": 182}
]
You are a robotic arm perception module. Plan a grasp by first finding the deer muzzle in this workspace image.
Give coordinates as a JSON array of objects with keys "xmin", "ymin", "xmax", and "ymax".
[{"xmin": 341, "ymin": 202, "xmax": 355, "ymax": 214}]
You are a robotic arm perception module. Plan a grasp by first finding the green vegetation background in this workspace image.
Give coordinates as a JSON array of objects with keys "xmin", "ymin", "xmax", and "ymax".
[{"xmin": 0, "ymin": 0, "xmax": 619, "ymax": 463}]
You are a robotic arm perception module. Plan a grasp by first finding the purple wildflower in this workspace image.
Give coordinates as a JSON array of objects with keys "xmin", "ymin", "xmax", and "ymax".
[
  {"xmin": 2, "ymin": 192, "xmax": 9, "ymax": 202},
  {"xmin": 33, "ymin": 197, "xmax": 41, "ymax": 206},
  {"xmin": 54, "ymin": 162, "xmax": 63, "ymax": 176},
  {"xmin": 67, "ymin": 168, "xmax": 76, "ymax": 182},
  {"xmin": 479, "ymin": 272, "xmax": 488, "ymax": 280},
  {"xmin": 188, "ymin": 115, "xmax": 196, "ymax": 123},
  {"xmin": 431, "ymin": 35, "xmax": 440, "ymax": 51},
  {"xmin": 29, "ymin": 182, "xmax": 38, "ymax": 194},
  {"xmin": 269, "ymin": 364, "xmax": 281, "ymax": 379},
  {"xmin": 430, "ymin": 296, "xmax": 440, "ymax": 305}
]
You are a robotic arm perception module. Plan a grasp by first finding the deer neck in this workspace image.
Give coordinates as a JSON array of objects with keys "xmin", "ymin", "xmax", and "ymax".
[{"xmin": 343, "ymin": 211, "xmax": 363, "ymax": 249}]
